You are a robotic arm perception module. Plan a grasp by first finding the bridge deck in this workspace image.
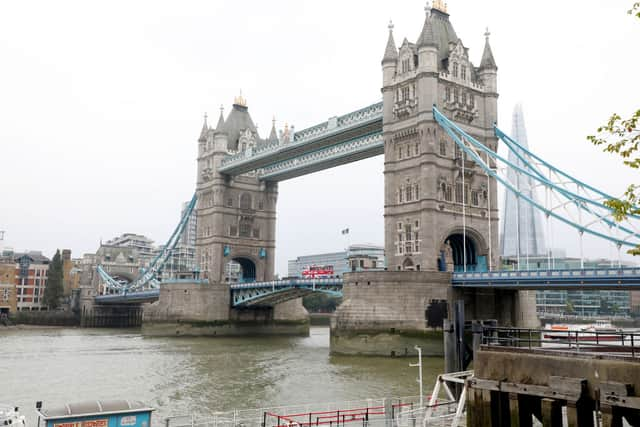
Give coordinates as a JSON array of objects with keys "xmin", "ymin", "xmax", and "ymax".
[{"xmin": 95, "ymin": 268, "xmax": 640, "ymax": 305}]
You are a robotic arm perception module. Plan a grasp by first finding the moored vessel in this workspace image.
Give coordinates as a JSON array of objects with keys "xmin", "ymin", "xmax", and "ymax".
[{"xmin": 0, "ymin": 406, "xmax": 26, "ymax": 427}]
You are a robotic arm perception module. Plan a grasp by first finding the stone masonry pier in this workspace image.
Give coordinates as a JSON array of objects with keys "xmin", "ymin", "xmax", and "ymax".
[
  {"xmin": 331, "ymin": 271, "xmax": 537, "ymax": 357},
  {"xmin": 142, "ymin": 281, "xmax": 309, "ymax": 336}
]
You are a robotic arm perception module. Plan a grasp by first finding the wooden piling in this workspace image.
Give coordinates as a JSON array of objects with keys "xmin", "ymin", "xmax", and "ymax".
[{"xmin": 541, "ymin": 398, "xmax": 562, "ymax": 427}]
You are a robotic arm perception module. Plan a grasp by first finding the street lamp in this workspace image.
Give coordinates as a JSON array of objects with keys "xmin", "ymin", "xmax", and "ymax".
[{"xmin": 409, "ymin": 346, "xmax": 424, "ymax": 407}]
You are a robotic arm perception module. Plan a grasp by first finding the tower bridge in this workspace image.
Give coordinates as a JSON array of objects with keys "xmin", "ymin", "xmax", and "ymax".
[{"xmin": 84, "ymin": 3, "xmax": 640, "ymax": 355}]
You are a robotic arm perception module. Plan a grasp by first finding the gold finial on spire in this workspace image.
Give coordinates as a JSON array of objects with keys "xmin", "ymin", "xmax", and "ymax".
[
  {"xmin": 484, "ymin": 27, "xmax": 491, "ymax": 39},
  {"xmin": 234, "ymin": 90, "xmax": 247, "ymax": 107},
  {"xmin": 432, "ymin": 0, "xmax": 448, "ymax": 13}
]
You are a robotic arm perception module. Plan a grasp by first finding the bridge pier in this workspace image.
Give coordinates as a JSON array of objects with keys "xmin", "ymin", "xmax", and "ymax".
[
  {"xmin": 142, "ymin": 281, "xmax": 309, "ymax": 337},
  {"xmin": 80, "ymin": 304, "xmax": 143, "ymax": 328},
  {"xmin": 331, "ymin": 271, "xmax": 538, "ymax": 357}
]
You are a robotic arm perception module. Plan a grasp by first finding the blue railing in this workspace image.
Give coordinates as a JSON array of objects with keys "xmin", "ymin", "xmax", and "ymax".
[{"xmin": 452, "ymin": 267, "xmax": 640, "ymax": 289}]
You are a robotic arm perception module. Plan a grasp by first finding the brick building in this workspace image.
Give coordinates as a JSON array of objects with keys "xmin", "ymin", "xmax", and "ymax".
[
  {"xmin": 14, "ymin": 251, "xmax": 50, "ymax": 311},
  {"xmin": 0, "ymin": 262, "xmax": 17, "ymax": 315}
]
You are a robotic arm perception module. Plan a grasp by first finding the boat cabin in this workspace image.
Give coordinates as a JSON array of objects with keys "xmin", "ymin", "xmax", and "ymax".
[{"xmin": 37, "ymin": 401, "xmax": 154, "ymax": 427}]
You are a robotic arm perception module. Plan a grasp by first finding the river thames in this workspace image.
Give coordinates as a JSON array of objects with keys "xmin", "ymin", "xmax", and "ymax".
[{"xmin": 1, "ymin": 326, "xmax": 443, "ymax": 425}]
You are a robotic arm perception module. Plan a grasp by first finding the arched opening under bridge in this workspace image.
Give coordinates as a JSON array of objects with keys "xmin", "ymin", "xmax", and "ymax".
[
  {"xmin": 228, "ymin": 257, "xmax": 257, "ymax": 283},
  {"xmin": 445, "ymin": 233, "xmax": 478, "ymax": 272}
]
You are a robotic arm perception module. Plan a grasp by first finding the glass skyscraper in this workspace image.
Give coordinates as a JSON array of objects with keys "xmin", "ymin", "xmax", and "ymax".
[{"xmin": 500, "ymin": 104, "xmax": 546, "ymax": 259}]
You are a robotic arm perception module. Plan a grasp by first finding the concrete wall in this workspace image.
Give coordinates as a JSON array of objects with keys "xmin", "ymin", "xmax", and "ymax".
[
  {"xmin": 331, "ymin": 271, "xmax": 450, "ymax": 356},
  {"xmin": 475, "ymin": 347, "xmax": 640, "ymax": 401}
]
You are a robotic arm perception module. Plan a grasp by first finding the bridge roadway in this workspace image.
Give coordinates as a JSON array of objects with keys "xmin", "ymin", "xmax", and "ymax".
[{"xmin": 92, "ymin": 267, "xmax": 640, "ymax": 306}]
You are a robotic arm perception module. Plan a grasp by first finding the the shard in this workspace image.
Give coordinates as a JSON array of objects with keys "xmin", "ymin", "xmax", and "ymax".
[{"xmin": 500, "ymin": 104, "xmax": 546, "ymax": 258}]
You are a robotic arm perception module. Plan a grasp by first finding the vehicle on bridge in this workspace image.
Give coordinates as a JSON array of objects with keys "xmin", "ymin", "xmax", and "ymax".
[{"xmin": 302, "ymin": 265, "xmax": 335, "ymax": 279}]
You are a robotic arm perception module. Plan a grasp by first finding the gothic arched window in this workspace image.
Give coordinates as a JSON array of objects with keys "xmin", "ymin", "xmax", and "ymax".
[{"xmin": 240, "ymin": 193, "xmax": 252, "ymax": 210}]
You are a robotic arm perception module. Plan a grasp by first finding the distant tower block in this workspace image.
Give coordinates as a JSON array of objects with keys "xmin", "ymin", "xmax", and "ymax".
[
  {"xmin": 382, "ymin": 5, "xmax": 499, "ymax": 273},
  {"xmin": 500, "ymin": 104, "xmax": 546, "ymax": 259},
  {"xmin": 195, "ymin": 97, "xmax": 279, "ymax": 284}
]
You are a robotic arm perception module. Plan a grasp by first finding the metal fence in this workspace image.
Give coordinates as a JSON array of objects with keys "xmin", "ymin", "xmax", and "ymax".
[
  {"xmin": 163, "ymin": 395, "xmax": 462, "ymax": 427},
  {"xmin": 480, "ymin": 325, "xmax": 640, "ymax": 357}
]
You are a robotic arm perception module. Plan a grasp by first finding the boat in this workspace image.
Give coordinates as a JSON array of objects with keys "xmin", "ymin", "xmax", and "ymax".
[
  {"xmin": 543, "ymin": 322, "xmax": 625, "ymax": 342},
  {"xmin": 0, "ymin": 406, "xmax": 26, "ymax": 427}
]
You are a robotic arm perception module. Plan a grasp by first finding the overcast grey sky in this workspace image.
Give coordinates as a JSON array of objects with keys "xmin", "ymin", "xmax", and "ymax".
[{"xmin": 1, "ymin": 1, "xmax": 639, "ymax": 274}]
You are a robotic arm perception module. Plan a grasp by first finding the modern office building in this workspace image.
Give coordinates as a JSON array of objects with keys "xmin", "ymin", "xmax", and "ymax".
[
  {"xmin": 104, "ymin": 233, "xmax": 158, "ymax": 260},
  {"xmin": 287, "ymin": 244, "xmax": 385, "ymax": 278},
  {"xmin": 501, "ymin": 255, "xmax": 635, "ymax": 317},
  {"xmin": 180, "ymin": 200, "xmax": 197, "ymax": 248},
  {"xmin": 13, "ymin": 251, "xmax": 51, "ymax": 311}
]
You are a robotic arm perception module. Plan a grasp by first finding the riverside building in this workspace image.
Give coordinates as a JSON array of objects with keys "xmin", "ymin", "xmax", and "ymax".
[{"xmin": 287, "ymin": 244, "xmax": 385, "ymax": 278}]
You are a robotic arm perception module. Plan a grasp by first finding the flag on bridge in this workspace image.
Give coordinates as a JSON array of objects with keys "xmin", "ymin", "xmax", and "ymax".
[{"xmin": 341, "ymin": 228, "xmax": 349, "ymax": 235}]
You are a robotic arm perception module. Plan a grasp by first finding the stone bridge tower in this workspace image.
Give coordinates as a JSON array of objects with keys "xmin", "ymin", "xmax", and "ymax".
[
  {"xmin": 382, "ymin": 1, "xmax": 499, "ymax": 273},
  {"xmin": 195, "ymin": 96, "xmax": 279, "ymax": 284}
]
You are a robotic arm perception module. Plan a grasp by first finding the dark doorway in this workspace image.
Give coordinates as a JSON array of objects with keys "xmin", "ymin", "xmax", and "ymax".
[
  {"xmin": 232, "ymin": 257, "xmax": 257, "ymax": 283},
  {"xmin": 445, "ymin": 234, "xmax": 477, "ymax": 272}
]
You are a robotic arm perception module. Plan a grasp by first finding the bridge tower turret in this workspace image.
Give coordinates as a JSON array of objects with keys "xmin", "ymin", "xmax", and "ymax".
[
  {"xmin": 382, "ymin": 2, "xmax": 500, "ymax": 274},
  {"xmin": 195, "ymin": 96, "xmax": 278, "ymax": 284}
]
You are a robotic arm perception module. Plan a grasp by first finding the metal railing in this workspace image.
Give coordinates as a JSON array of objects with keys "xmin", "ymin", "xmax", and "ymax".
[
  {"xmin": 164, "ymin": 396, "xmax": 426, "ymax": 427},
  {"xmin": 480, "ymin": 325, "xmax": 640, "ymax": 358}
]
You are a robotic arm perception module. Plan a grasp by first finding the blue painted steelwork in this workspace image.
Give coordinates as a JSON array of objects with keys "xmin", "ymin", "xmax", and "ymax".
[
  {"xmin": 97, "ymin": 194, "xmax": 198, "ymax": 294},
  {"xmin": 218, "ymin": 102, "xmax": 383, "ymax": 178},
  {"xmin": 452, "ymin": 268, "xmax": 640, "ymax": 290},
  {"xmin": 231, "ymin": 278, "xmax": 343, "ymax": 307},
  {"xmin": 259, "ymin": 132, "xmax": 383, "ymax": 180},
  {"xmin": 432, "ymin": 106, "xmax": 640, "ymax": 249},
  {"xmin": 95, "ymin": 289, "xmax": 160, "ymax": 304}
]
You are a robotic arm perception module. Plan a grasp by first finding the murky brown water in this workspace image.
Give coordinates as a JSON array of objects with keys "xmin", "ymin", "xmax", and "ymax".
[{"xmin": 1, "ymin": 327, "xmax": 443, "ymax": 425}]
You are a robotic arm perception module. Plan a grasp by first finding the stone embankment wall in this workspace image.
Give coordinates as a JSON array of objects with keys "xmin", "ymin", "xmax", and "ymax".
[
  {"xmin": 331, "ymin": 271, "xmax": 451, "ymax": 357},
  {"xmin": 8, "ymin": 310, "xmax": 79, "ymax": 327},
  {"xmin": 469, "ymin": 347, "xmax": 640, "ymax": 426},
  {"xmin": 143, "ymin": 281, "xmax": 309, "ymax": 337}
]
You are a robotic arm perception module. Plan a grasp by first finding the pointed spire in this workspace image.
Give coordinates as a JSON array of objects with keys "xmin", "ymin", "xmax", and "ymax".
[
  {"xmin": 268, "ymin": 116, "xmax": 278, "ymax": 142},
  {"xmin": 198, "ymin": 113, "xmax": 208, "ymax": 142},
  {"xmin": 214, "ymin": 105, "xmax": 225, "ymax": 132},
  {"xmin": 382, "ymin": 20, "xmax": 398, "ymax": 63},
  {"xmin": 417, "ymin": 3, "xmax": 438, "ymax": 48},
  {"xmin": 479, "ymin": 27, "xmax": 497, "ymax": 70}
]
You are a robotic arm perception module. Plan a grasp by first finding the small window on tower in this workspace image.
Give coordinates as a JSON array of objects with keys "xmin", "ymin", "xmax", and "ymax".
[
  {"xmin": 440, "ymin": 139, "xmax": 447, "ymax": 156},
  {"xmin": 461, "ymin": 65, "xmax": 467, "ymax": 80},
  {"xmin": 471, "ymin": 190, "xmax": 480, "ymax": 206},
  {"xmin": 415, "ymin": 143, "xmax": 420, "ymax": 156},
  {"xmin": 452, "ymin": 62, "xmax": 459, "ymax": 78},
  {"xmin": 402, "ymin": 86, "xmax": 410, "ymax": 101}
]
